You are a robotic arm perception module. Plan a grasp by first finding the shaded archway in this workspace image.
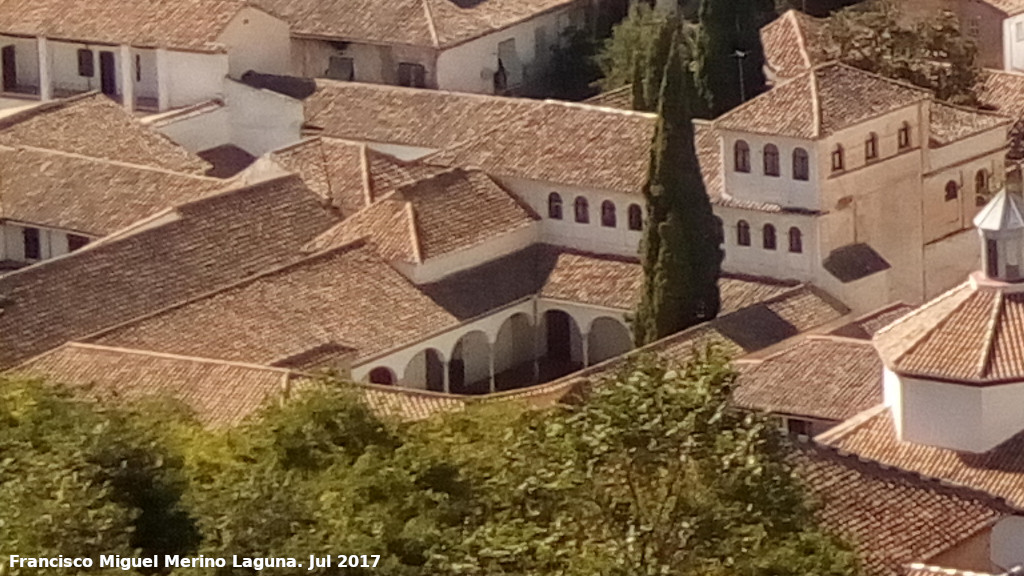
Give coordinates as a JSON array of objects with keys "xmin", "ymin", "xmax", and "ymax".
[
  {"xmin": 450, "ymin": 331, "xmax": 491, "ymax": 395},
  {"xmin": 403, "ymin": 348, "xmax": 445, "ymax": 392},
  {"xmin": 588, "ymin": 317, "xmax": 633, "ymax": 366},
  {"xmin": 368, "ymin": 367, "xmax": 396, "ymax": 386},
  {"xmin": 540, "ymin": 310, "xmax": 583, "ymax": 380},
  {"xmin": 493, "ymin": 313, "xmax": 537, "ymax": 391}
]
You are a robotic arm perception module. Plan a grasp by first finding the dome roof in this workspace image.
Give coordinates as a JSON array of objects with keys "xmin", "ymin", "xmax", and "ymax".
[
  {"xmin": 974, "ymin": 186, "xmax": 1024, "ymax": 232},
  {"xmin": 874, "ymin": 279, "xmax": 1024, "ymax": 385}
]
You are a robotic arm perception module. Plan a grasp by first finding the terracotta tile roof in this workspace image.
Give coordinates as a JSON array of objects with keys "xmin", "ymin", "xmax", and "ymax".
[
  {"xmin": 978, "ymin": 69, "xmax": 1024, "ymax": 117},
  {"xmin": 424, "ymin": 101, "xmax": 656, "ymax": 193},
  {"xmin": 929, "ymin": 102, "xmax": 1011, "ymax": 147},
  {"xmin": 0, "ymin": 93, "xmax": 209, "ymax": 174},
  {"xmin": 537, "ymin": 251, "xmax": 642, "ymax": 309},
  {"xmin": 582, "ymin": 86, "xmax": 633, "ymax": 110},
  {"xmin": 304, "ymin": 168, "xmax": 537, "ymax": 263},
  {"xmin": 254, "ymin": 0, "xmax": 575, "ymax": 48},
  {"xmin": 828, "ymin": 302, "xmax": 917, "ymax": 339},
  {"xmin": 305, "ymin": 80, "xmax": 540, "ymax": 150},
  {"xmin": 0, "ymin": 0, "xmax": 247, "ymax": 52},
  {"xmin": 0, "ymin": 147, "xmax": 224, "ymax": 236},
  {"xmin": 761, "ymin": 10, "xmax": 827, "ymax": 80},
  {"xmin": 903, "ymin": 565, "xmax": 1003, "ymax": 576},
  {"xmin": 980, "ymin": 0, "xmax": 1024, "ymax": 15},
  {"xmin": 714, "ymin": 62, "xmax": 930, "ymax": 139},
  {"xmin": 492, "ymin": 284, "xmax": 848, "ymax": 405},
  {"xmin": 89, "ymin": 241, "xmax": 461, "ymax": 364},
  {"xmin": 12, "ymin": 343, "xmax": 465, "ymax": 427},
  {"xmin": 733, "ymin": 335, "xmax": 883, "ymax": 421},
  {"xmin": 819, "ymin": 406, "xmax": 1024, "ymax": 508},
  {"xmin": 792, "ymin": 443, "xmax": 1013, "ymax": 576},
  {"xmin": 0, "ymin": 175, "xmax": 336, "ymax": 370},
  {"xmin": 874, "ymin": 280, "xmax": 1024, "ymax": 385}
]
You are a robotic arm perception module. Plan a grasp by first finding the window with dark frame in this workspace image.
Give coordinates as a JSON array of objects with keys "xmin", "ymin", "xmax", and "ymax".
[
  {"xmin": 945, "ymin": 180, "xmax": 959, "ymax": 201},
  {"xmin": 788, "ymin": 227, "xmax": 802, "ymax": 253},
  {"xmin": 22, "ymin": 227, "xmax": 40, "ymax": 260},
  {"xmin": 734, "ymin": 140, "xmax": 750, "ymax": 173},
  {"xmin": 397, "ymin": 62, "xmax": 426, "ymax": 88},
  {"xmin": 737, "ymin": 220, "xmax": 751, "ymax": 246},
  {"xmin": 898, "ymin": 122, "xmax": 912, "ymax": 149},
  {"xmin": 77, "ymin": 48, "xmax": 94, "ymax": 77},
  {"xmin": 763, "ymin": 143, "xmax": 780, "ymax": 177},
  {"xmin": 763, "ymin": 224, "xmax": 777, "ymax": 250},
  {"xmin": 135, "ymin": 54, "xmax": 141, "ymax": 82},
  {"xmin": 865, "ymin": 132, "xmax": 878, "ymax": 160},
  {"xmin": 792, "ymin": 148, "xmax": 809, "ymax": 181},
  {"xmin": 574, "ymin": 196, "xmax": 589, "ymax": 224},
  {"xmin": 326, "ymin": 56, "xmax": 354, "ymax": 81},
  {"xmin": 601, "ymin": 200, "xmax": 616, "ymax": 228},
  {"xmin": 628, "ymin": 204, "xmax": 643, "ymax": 231},
  {"xmin": 831, "ymin": 145, "xmax": 844, "ymax": 172},
  {"xmin": 67, "ymin": 233, "xmax": 90, "ymax": 252},
  {"xmin": 548, "ymin": 192, "xmax": 563, "ymax": 220},
  {"xmin": 786, "ymin": 418, "xmax": 812, "ymax": 437}
]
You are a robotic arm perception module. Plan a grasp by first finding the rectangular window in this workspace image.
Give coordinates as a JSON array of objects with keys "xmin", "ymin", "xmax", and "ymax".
[
  {"xmin": 77, "ymin": 48, "xmax": 94, "ymax": 77},
  {"xmin": 397, "ymin": 62, "xmax": 426, "ymax": 88},
  {"xmin": 22, "ymin": 227, "xmax": 40, "ymax": 260},
  {"xmin": 326, "ymin": 56, "xmax": 354, "ymax": 81},
  {"xmin": 67, "ymin": 233, "xmax": 90, "ymax": 252},
  {"xmin": 135, "ymin": 54, "xmax": 141, "ymax": 82},
  {"xmin": 1016, "ymin": 21, "xmax": 1024, "ymax": 42},
  {"xmin": 786, "ymin": 418, "xmax": 812, "ymax": 438}
]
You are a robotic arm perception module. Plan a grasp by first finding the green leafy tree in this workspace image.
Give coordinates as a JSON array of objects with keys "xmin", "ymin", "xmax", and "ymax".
[
  {"xmin": 634, "ymin": 37, "xmax": 722, "ymax": 345},
  {"xmin": 543, "ymin": 27, "xmax": 603, "ymax": 100},
  {"xmin": 694, "ymin": 0, "xmax": 768, "ymax": 117},
  {"xmin": 597, "ymin": 3, "xmax": 672, "ymax": 92},
  {"xmin": 821, "ymin": 1, "xmax": 981, "ymax": 104}
]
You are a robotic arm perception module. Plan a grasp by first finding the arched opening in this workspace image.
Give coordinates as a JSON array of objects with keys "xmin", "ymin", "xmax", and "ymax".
[
  {"xmin": 493, "ymin": 313, "xmax": 536, "ymax": 391},
  {"xmin": 541, "ymin": 309, "xmax": 583, "ymax": 379},
  {"xmin": 587, "ymin": 317, "xmax": 633, "ymax": 365},
  {"xmin": 792, "ymin": 148, "xmax": 809, "ymax": 181},
  {"xmin": 865, "ymin": 132, "xmax": 878, "ymax": 160},
  {"xmin": 763, "ymin": 224, "xmax": 777, "ymax": 250},
  {"xmin": 574, "ymin": 196, "xmax": 589, "ymax": 224},
  {"xmin": 548, "ymin": 192, "xmax": 563, "ymax": 219},
  {"xmin": 628, "ymin": 204, "xmax": 643, "ymax": 231},
  {"xmin": 975, "ymin": 169, "xmax": 989, "ymax": 206},
  {"xmin": 734, "ymin": 140, "xmax": 750, "ymax": 173},
  {"xmin": 788, "ymin": 227, "xmax": 802, "ymax": 253},
  {"xmin": 403, "ymin": 348, "xmax": 445, "ymax": 392},
  {"xmin": 601, "ymin": 200, "xmax": 617, "ymax": 227},
  {"xmin": 368, "ymin": 367, "xmax": 396, "ymax": 386},
  {"xmin": 737, "ymin": 220, "xmax": 751, "ymax": 246},
  {"xmin": 945, "ymin": 180, "xmax": 959, "ymax": 201},
  {"xmin": 763, "ymin": 143, "xmax": 779, "ymax": 176},
  {"xmin": 449, "ymin": 331, "xmax": 491, "ymax": 395}
]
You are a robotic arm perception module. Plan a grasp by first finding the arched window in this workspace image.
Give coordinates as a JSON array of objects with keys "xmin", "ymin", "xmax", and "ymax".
[
  {"xmin": 945, "ymin": 180, "xmax": 959, "ymax": 201},
  {"xmin": 788, "ymin": 227, "xmax": 802, "ymax": 253},
  {"xmin": 737, "ymin": 220, "xmax": 751, "ymax": 246},
  {"xmin": 831, "ymin": 145, "xmax": 845, "ymax": 172},
  {"xmin": 976, "ymin": 169, "xmax": 989, "ymax": 195},
  {"xmin": 763, "ymin": 224, "xmax": 777, "ymax": 250},
  {"xmin": 601, "ymin": 200, "xmax": 616, "ymax": 227},
  {"xmin": 368, "ymin": 367, "xmax": 395, "ymax": 385},
  {"xmin": 763, "ymin": 143, "xmax": 780, "ymax": 176},
  {"xmin": 734, "ymin": 140, "xmax": 751, "ymax": 173},
  {"xmin": 627, "ymin": 204, "xmax": 643, "ymax": 231},
  {"xmin": 865, "ymin": 132, "xmax": 878, "ymax": 160},
  {"xmin": 792, "ymin": 148, "xmax": 809, "ymax": 181},
  {"xmin": 548, "ymin": 192, "xmax": 562, "ymax": 220},
  {"xmin": 574, "ymin": 196, "xmax": 589, "ymax": 223},
  {"xmin": 898, "ymin": 122, "xmax": 912, "ymax": 149}
]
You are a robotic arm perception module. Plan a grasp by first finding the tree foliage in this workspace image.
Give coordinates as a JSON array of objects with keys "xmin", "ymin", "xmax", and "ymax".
[
  {"xmin": 694, "ymin": 0, "xmax": 769, "ymax": 118},
  {"xmin": 820, "ymin": 0, "xmax": 981, "ymax": 105},
  {"xmin": 634, "ymin": 37, "xmax": 723, "ymax": 345},
  {"xmin": 597, "ymin": 3, "xmax": 674, "ymax": 92}
]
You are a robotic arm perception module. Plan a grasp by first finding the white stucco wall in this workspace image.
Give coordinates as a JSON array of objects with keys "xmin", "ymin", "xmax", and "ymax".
[
  {"xmin": 923, "ymin": 229, "xmax": 981, "ymax": 300},
  {"xmin": 435, "ymin": 7, "xmax": 574, "ymax": 94},
  {"xmin": 719, "ymin": 130, "xmax": 820, "ymax": 211},
  {"xmin": 500, "ymin": 176, "xmax": 644, "ymax": 257},
  {"xmin": 394, "ymin": 223, "xmax": 539, "ymax": 285},
  {"xmin": 218, "ymin": 7, "xmax": 292, "ymax": 77},
  {"xmin": 717, "ymin": 206, "xmax": 817, "ymax": 282},
  {"xmin": 164, "ymin": 50, "xmax": 227, "ymax": 108},
  {"xmin": 0, "ymin": 221, "xmax": 84, "ymax": 262},
  {"xmin": 152, "ymin": 105, "xmax": 231, "ymax": 153},
  {"xmin": 1005, "ymin": 14, "xmax": 1024, "ymax": 72},
  {"xmin": 224, "ymin": 79, "xmax": 303, "ymax": 156},
  {"xmin": 1, "ymin": 35, "xmax": 40, "ymax": 89}
]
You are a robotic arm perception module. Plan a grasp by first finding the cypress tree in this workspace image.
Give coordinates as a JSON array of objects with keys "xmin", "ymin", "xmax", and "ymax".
[
  {"xmin": 694, "ymin": 0, "xmax": 768, "ymax": 118},
  {"xmin": 634, "ymin": 35, "xmax": 722, "ymax": 345}
]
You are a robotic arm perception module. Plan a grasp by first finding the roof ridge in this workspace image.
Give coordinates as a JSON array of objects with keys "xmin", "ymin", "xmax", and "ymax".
[
  {"xmin": 813, "ymin": 403, "xmax": 889, "ymax": 444},
  {"xmin": 889, "ymin": 284, "xmax": 978, "ymax": 370},
  {"xmin": 790, "ymin": 10, "xmax": 813, "ymax": 70},
  {"xmin": 8, "ymin": 144, "xmax": 221, "ymax": 181},
  {"xmin": 874, "ymin": 282, "xmax": 969, "ymax": 338},
  {"xmin": 539, "ymin": 98, "xmax": 658, "ymax": 119},
  {"xmin": 809, "ymin": 68, "xmax": 822, "ymax": 138},
  {"xmin": 358, "ymin": 143, "xmax": 374, "ymax": 206},
  {"xmin": 979, "ymin": 289, "xmax": 1005, "ymax": 379},
  {"xmin": 421, "ymin": 0, "xmax": 440, "ymax": 48},
  {"xmin": 405, "ymin": 201, "xmax": 424, "ymax": 264},
  {"xmin": 54, "ymin": 342, "xmax": 296, "ymax": 375}
]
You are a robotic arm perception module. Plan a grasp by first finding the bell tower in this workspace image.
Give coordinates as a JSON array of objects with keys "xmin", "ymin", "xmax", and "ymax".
[{"xmin": 973, "ymin": 184, "xmax": 1024, "ymax": 282}]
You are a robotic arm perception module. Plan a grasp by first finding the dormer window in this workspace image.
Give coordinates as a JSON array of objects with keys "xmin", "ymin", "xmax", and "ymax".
[
  {"xmin": 831, "ymin": 145, "xmax": 845, "ymax": 172},
  {"xmin": 898, "ymin": 122, "xmax": 912, "ymax": 150},
  {"xmin": 792, "ymin": 148, "xmax": 809, "ymax": 181},
  {"xmin": 734, "ymin": 140, "xmax": 751, "ymax": 173},
  {"xmin": 865, "ymin": 132, "xmax": 878, "ymax": 161},
  {"xmin": 763, "ymin": 144, "xmax": 780, "ymax": 176}
]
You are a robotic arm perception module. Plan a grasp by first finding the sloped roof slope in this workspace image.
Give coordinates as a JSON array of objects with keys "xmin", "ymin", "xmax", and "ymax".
[{"xmin": 760, "ymin": 9, "xmax": 826, "ymax": 79}]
